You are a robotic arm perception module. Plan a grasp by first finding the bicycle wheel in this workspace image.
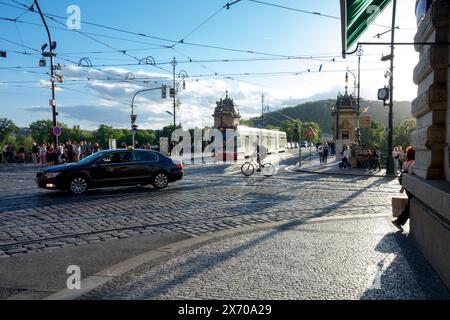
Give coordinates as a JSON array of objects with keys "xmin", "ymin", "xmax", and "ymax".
[
  {"xmin": 241, "ymin": 162, "xmax": 255, "ymax": 176},
  {"xmin": 261, "ymin": 163, "xmax": 275, "ymax": 177}
]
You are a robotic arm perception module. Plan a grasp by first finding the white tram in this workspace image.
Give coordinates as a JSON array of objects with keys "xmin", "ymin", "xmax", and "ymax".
[{"xmin": 218, "ymin": 126, "xmax": 288, "ymax": 161}]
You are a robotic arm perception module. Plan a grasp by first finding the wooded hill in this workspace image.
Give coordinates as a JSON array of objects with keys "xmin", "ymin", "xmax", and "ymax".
[{"xmin": 252, "ymin": 99, "xmax": 412, "ymax": 134}]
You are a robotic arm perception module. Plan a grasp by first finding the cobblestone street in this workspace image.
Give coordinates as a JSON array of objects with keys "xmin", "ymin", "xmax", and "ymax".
[{"xmin": 0, "ymin": 153, "xmax": 449, "ymax": 299}]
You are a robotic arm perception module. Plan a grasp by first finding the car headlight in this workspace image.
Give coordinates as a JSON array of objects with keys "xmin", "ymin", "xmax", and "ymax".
[{"xmin": 44, "ymin": 172, "xmax": 61, "ymax": 179}]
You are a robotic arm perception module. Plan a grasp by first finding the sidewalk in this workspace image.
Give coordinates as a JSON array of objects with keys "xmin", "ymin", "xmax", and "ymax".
[
  {"xmin": 293, "ymin": 155, "xmax": 394, "ymax": 177},
  {"xmin": 79, "ymin": 216, "xmax": 450, "ymax": 300}
]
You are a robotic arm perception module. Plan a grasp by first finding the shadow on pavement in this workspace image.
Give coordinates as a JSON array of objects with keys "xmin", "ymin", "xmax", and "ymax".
[
  {"xmin": 360, "ymin": 232, "xmax": 450, "ymax": 300},
  {"xmin": 95, "ymin": 178, "xmax": 390, "ymax": 299}
]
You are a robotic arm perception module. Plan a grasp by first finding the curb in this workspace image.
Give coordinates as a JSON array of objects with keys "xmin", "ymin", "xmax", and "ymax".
[
  {"xmin": 41, "ymin": 221, "xmax": 285, "ymax": 300},
  {"xmin": 286, "ymin": 164, "xmax": 399, "ymax": 178},
  {"xmin": 41, "ymin": 214, "xmax": 392, "ymax": 300}
]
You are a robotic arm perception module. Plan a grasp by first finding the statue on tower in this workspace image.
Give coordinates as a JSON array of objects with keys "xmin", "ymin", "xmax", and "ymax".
[{"xmin": 213, "ymin": 91, "xmax": 241, "ymax": 130}]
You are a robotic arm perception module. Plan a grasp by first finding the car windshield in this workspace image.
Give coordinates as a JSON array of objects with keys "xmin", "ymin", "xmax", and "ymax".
[{"xmin": 78, "ymin": 151, "xmax": 109, "ymax": 165}]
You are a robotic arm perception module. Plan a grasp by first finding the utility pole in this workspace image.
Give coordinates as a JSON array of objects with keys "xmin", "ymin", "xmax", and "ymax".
[
  {"xmin": 387, "ymin": 0, "xmax": 397, "ymax": 176},
  {"xmin": 171, "ymin": 57, "xmax": 177, "ymax": 128},
  {"xmin": 356, "ymin": 48, "xmax": 362, "ymax": 147},
  {"xmin": 131, "ymin": 86, "xmax": 167, "ymax": 148},
  {"xmin": 34, "ymin": 0, "xmax": 58, "ymax": 146},
  {"xmin": 261, "ymin": 94, "xmax": 265, "ymax": 129}
]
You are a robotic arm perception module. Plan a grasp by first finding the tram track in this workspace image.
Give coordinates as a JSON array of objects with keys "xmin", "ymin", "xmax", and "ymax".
[{"xmin": 0, "ymin": 202, "xmax": 392, "ymax": 252}]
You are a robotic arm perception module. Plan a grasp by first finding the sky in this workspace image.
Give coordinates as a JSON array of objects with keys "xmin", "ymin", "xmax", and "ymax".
[{"xmin": 0, "ymin": 0, "xmax": 419, "ymax": 130}]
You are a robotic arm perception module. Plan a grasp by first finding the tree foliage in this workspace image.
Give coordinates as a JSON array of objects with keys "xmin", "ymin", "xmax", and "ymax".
[
  {"xmin": 394, "ymin": 118, "xmax": 416, "ymax": 148},
  {"xmin": 361, "ymin": 120, "xmax": 387, "ymax": 151},
  {"xmin": 0, "ymin": 118, "xmax": 17, "ymax": 143}
]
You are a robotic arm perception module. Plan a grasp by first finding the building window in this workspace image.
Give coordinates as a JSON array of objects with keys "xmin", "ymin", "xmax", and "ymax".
[
  {"xmin": 416, "ymin": 0, "xmax": 432, "ymax": 26},
  {"xmin": 342, "ymin": 131, "xmax": 350, "ymax": 140}
]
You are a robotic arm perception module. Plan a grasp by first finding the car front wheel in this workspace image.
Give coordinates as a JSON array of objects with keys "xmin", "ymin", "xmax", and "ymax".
[
  {"xmin": 152, "ymin": 172, "xmax": 169, "ymax": 190},
  {"xmin": 69, "ymin": 176, "xmax": 89, "ymax": 195}
]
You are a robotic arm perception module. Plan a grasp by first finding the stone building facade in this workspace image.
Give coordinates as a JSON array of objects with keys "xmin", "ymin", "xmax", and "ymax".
[
  {"xmin": 331, "ymin": 90, "xmax": 359, "ymax": 165},
  {"xmin": 213, "ymin": 91, "xmax": 241, "ymax": 130},
  {"xmin": 331, "ymin": 90, "xmax": 358, "ymax": 143},
  {"xmin": 403, "ymin": 0, "xmax": 450, "ymax": 289}
]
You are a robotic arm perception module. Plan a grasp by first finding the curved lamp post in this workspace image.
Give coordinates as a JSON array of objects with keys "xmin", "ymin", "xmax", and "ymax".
[
  {"xmin": 130, "ymin": 87, "xmax": 163, "ymax": 147},
  {"xmin": 170, "ymin": 57, "xmax": 189, "ymax": 127}
]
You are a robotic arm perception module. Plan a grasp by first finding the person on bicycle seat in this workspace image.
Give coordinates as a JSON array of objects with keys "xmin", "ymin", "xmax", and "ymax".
[{"xmin": 252, "ymin": 142, "xmax": 268, "ymax": 171}]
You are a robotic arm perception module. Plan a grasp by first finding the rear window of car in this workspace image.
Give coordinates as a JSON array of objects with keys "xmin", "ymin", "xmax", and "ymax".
[
  {"xmin": 133, "ymin": 151, "xmax": 158, "ymax": 162},
  {"xmin": 101, "ymin": 152, "xmax": 132, "ymax": 164}
]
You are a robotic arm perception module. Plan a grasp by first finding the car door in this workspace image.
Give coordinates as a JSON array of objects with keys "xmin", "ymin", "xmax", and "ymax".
[
  {"xmin": 132, "ymin": 151, "xmax": 159, "ymax": 182},
  {"xmin": 91, "ymin": 151, "xmax": 134, "ymax": 186}
]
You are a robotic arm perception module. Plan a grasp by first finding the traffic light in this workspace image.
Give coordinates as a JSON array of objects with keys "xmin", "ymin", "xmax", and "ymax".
[
  {"xmin": 170, "ymin": 88, "xmax": 175, "ymax": 98},
  {"xmin": 0, "ymin": 51, "xmax": 6, "ymax": 58},
  {"xmin": 161, "ymin": 85, "xmax": 167, "ymax": 99},
  {"xmin": 132, "ymin": 125, "xmax": 138, "ymax": 132}
]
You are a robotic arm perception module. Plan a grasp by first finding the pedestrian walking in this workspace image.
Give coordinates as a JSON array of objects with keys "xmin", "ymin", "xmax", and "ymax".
[
  {"xmin": 73, "ymin": 142, "xmax": 81, "ymax": 162},
  {"xmin": 18, "ymin": 145, "xmax": 25, "ymax": 165},
  {"xmin": 2, "ymin": 143, "xmax": 9, "ymax": 165},
  {"xmin": 8, "ymin": 145, "xmax": 15, "ymax": 164},
  {"xmin": 323, "ymin": 143, "xmax": 329, "ymax": 164},
  {"xmin": 372, "ymin": 146, "xmax": 382, "ymax": 171},
  {"xmin": 392, "ymin": 148, "xmax": 416, "ymax": 231},
  {"xmin": 86, "ymin": 141, "xmax": 93, "ymax": 157},
  {"xmin": 318, "ymin": 143, "xmax": 324, "ymax": 164},
  {"xmin": 39, "ymin": 144, "xmax": 47, "ymax": 166},
  {"xmin": 32, "ymin": 143, "xmax": 39, "ymax": 165},
  {"xmin": 339, "ymin": 145, "xmax": 351, "ymax": 169},
  {"xmin": 363, "ymin": 149, "xmax": 373, "ymax": 170}
]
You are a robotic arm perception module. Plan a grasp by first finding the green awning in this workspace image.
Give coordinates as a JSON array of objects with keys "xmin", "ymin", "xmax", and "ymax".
[{"xmin": 341, "ymin": 0, "xmax": 392, "ymax": 57}]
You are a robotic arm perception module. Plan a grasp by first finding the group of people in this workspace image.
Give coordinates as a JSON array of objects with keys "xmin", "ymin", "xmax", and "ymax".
[
  {"xmin": 317, "ymin": 142, "xmax": 332, "ymax": 165},
  {"xmin": 31, "ymin": 141, "xmax": 101, "ymax": 167},
  {"xmin": 362, "ymin": 147, "xmax": 383, "ymax": 171},
  {"xmin": 1, "ymin": 143, "xmax": 26, "ymax": 165}
]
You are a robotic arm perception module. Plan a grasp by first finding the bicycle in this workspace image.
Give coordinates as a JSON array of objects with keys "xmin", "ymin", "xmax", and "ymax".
[{"xmin": 241, "ymin": 158, "xmax": 275, "ymax": 177}]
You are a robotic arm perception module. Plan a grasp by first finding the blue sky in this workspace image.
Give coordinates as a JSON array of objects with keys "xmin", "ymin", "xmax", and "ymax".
[{"xmin": 0, "ymin": 0, "xmax": 418, "ymax": 130}]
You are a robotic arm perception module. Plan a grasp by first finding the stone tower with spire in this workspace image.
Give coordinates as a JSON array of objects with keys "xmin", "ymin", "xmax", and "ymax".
[{"xmin": 213, "ymin": 91, "xmax": 241, "ymax": 130}]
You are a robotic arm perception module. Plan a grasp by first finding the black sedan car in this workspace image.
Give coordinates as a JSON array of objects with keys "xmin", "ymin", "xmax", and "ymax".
[{"xmin": 36, "ymin": 149, "xmax": 183, "ymax": 194}]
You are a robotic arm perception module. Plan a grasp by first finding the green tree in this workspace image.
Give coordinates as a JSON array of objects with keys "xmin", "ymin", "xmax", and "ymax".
[
  {"xmin": 93, "ymin": 125, "xmax": 115, "ymax": 149},
  {"xmin": 0, "ymin": 118, "xmax": 17, "ymax": 143},
  {"xmin": 280, "ymin": 120, "xmax": 295, "ymax": 141},
  {"xmin": 394, "ymin": 118, "xmax": 416, "ymax": 148},
  {"xmin": 361, "ymin": 120, "xmax": 386, "ymax": 150},
  {"xmin": 264, "ymin": 124, "xmax": 278, "ymax": 131},
  {"xmin": 29, "ymin": 120, "xmax": 54, "ymax": 144},
  {"xmin": 240, "ymin": 119, "xmax": 255, "ymax": 127}
]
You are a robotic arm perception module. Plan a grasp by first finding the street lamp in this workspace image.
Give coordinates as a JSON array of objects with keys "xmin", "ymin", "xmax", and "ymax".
[
  {"xmin": 171, "ymin": 57, "xmax": 178, "ymax": 128},
  {"xmin": 170, "ymin": 57, "xmax": 189, "ymax": 128},
  {"xmin": 131, "ymin": 86, "xmax": 166, "ymax": 147},
  {"xmin": 35, "ymin": 0, "xmax": 58, "ymax": 146}
]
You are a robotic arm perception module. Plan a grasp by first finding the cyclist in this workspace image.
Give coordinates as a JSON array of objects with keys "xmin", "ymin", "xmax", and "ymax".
[{"xmin": 251, "ymin": 142, "xmax": 268, "ymax": 171}]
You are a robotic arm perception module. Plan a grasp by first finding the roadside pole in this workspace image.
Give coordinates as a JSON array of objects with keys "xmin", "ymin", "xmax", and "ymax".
[{"xmin": 298, "ymin": 122, "xmax": 302, "ymax": 168}]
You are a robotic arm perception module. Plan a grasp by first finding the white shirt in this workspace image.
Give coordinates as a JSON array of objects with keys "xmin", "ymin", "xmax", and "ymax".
[{"xmin": 343, "ymin": 149, "xmax": 350, "ymax": 159}]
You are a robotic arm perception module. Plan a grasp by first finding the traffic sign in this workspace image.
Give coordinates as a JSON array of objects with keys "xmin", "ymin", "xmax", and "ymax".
[
  {"xmin": 52, "ymin": 126, "xmax": 62, "ymax": 137},
  {"xmin": 306, "ymin": 127, "xmax": 316, "ymax": 139}
]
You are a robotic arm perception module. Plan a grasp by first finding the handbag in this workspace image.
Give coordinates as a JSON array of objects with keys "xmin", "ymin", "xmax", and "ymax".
[
  {"xmin": 392, "ymin": 197, "xmax": 408, "ymax": 217},
  {"xmin": 399, "ymin": 161, "xmax": 413, "ymax": 185}
]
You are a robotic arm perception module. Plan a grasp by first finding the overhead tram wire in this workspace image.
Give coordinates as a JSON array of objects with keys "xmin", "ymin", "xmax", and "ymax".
[
  {"xmin": 0, "ymin": 0, "xmax": 363, "ymax": 60},
  {"xmin": 246, "ymin": 0, "xmax": 406, "ymax": 30},
  {"xmin": 0, "ymin": 17, "xmax": 173, "ymax": 49},
  {"xmin": 174, "ymin": 4, "xmax": 226, "ymax": 47},
  {"xmin": 0, "ymin": 17, "xmax": 354, "ymax": 63},
  {"xmin": 0, "ymin": 36, "xmax": 168, "ymax": 90},
  {"xmin": 42, "ymin": 15, "xmax": 173, "ymax": 76}
]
